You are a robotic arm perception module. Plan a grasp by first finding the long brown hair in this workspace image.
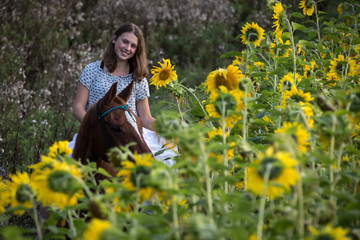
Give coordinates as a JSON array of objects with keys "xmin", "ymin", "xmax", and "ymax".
[{"xmin": 103, "ymin": 22, "xmax": 148, "ymax": 82}]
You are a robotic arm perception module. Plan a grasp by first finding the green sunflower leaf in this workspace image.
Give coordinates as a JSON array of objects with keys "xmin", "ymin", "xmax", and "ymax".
[
  {"xmin": 220, "ymin": 51, "xmax": 243, "ymax": 58},
  {"xmin": 291, "ymin": 12, "xmax": 305, "ymax": 19},
  {"xmin": 97, "ymin": 168, "xmax": 112, "ymax": 178},
  {"xmin": 269, "ymin": 67, "xmax": 287, "ymax": 76},
  {"xmin": 292, "ymin": 22, "xmax": 307, "ymax": 32},
  {"xmin": 250, "ymin": 72, "xmax": 267, "ymax": 78}
]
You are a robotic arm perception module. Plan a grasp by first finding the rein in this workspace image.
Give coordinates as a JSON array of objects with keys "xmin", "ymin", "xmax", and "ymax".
[{"xmin": 96, "ymin": 100, "xmax": 136, "ymax": 150}]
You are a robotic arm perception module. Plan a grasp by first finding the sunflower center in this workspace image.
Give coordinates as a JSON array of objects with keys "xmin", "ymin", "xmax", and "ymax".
[
  {"xmin": 231, "ymin": 166, "xmax": 241, "ymax": 176},
  {"xmin": 258, "ymin": 157, "xmax": 283, "ymax": 180},
  {"xmin": 47, "ymin": 170, "xmax": 76, "ymax": 193},
  {"xmin": 40, "ymin": 163, "xmax": 53, "ymax": 171},
  {"xmin": 215, "ymin": 74, "xmax": 229, "ymax": 90},
  {"xmin": 282, "ymin": 80, "xmax": 293, "ymax": 90},
  {"xmin": 306, "ymin": 1, "xmax": 313, "ymax": 8},
  {"xmin": 290, "ymin": 94, "xmax": 305, "ymax": 103},
  {"xmin": 314, "ymin": 234, "xmax": 335, "ymax": 240},
  {"xmin": 246, "ymin": 28, "xmax": 259, "ymax": 42},
  {"xmin": 130, "ymin": 166, "xmax": 151, "ymax": 188},
  {"xmin": 335, "ymin": 62, "xmax": 345, "ymax": 73},
  {"xmin": 159, "ymin": 69, "xmax": 171, "ymax": 80},
  {"xmin": 15, "ymin": 183, "xmax": 32, "ymax": 203},
  {"xmin": 278, "ymin": 47, "xmax": 289, "ymax": 57}
]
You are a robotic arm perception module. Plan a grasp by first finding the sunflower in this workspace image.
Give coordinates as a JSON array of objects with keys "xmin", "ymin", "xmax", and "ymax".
[
  {"xmin": 231, "ymin": 54, "xmax": 251, "ymax": 72},
  {"xmin": 275, "ymin": 121, "xmax": 310, "ymax": 154},
  {"xmin": 149, "ymin": 58, "xmax": 177, "ymax": 89},
  {"xmin": 299, "ymin": 0, "xmax": 315, "ymax": 16},
  {"xmin": 29, "ymin": 155, "xmax": 56, "ymax": 177},
  {"xmin": 254, "ymin": 61, "xmax": 265, "ymax": 69},
  {"xmin": 352, "ymin": 123, "xmax": 360, "ymax": 140},
  {"xmin": 297, "ymin": 44, "xmax": 305, "ymax": 56},
  {"xmin": 355, "ymin": 45, "xmax": 360, "ymax": 55},
  {"xmin": 240, "ymin": 22, "xmax": 265, "ymax": 47},
  {"xmin": 231, "ymin": 55, "xmax": 243, "ymax": 66},
  {"xmin": 325, "ymin": 71, "xmax": 338, "ymax": 87},
  {"xmin": 308, "ymin": 224, "xmax": 350, "ymax": 240},
  {"xmin": 117, "ymin": 153, "xmax": 155, "ymax": 201},
  {"xmin": 7, "ymin": 172, "xmax": 33, "ymax": 215},
  {"xmin": 263, "ymin": 115, "xmax": 276, "ymax": 132},
  {"xmin": 0, "ymin": 177, "xmax": 9, "ymax": 213},
  {"xmin": 209, "ymin": 142, "xmax": 236, "ymax": 165},
  {"xmin": 246, "ymin": 147, "xmax": 299, "ymax": 199},
  {"xmin": 249, "ymin": 233, "xmax": 257, "ymax": 240},
  {"xmin": 301, "ymin": 103, "xmax": 314, "ymax": 117},
  {"xmin": 105, "ymin": 187, "xmax": 132, "ymax": 213},
  {"xmin": 48, "ymin": 140, "xmax": 72, "ymax": 158},
  {"xmin": 300, "ymin": 103, "xmax": 315, "ymax": 128},
  {"xmin": 278, "ymin": 72, "xmax": 302, "ymax": 92},
  {"xmin": 230, "ymin": 164, "xmax": 244, "ymax": 190},
  {"xmin": 205, "ymin": 88, "xmax": 244, "ymax": 128},
  {"xmin": 204, "ymin": 64, "xmax": 244, "ymax": 101},
  {"xmin": 272, "ymin": 2, "xmax": 285, "ymax": 41},
  {"xmin": 337, "ymin": 3, "xmax": 343, "ymax": 15},
  {"xmin": 206, "ymin": 126, "xmax": 230, "ymax": 141},
  {"xmin": 328, "ymin": 54, "xmax": 358, "ymax": 81},
  {"xmin": 30, "ymin": 160, "xmax": 84, "ymax": 210},
  {"xmin": 83, "ymin": 218, "xmax": 111, "ymax": 240},
  {"xmin": 270, "ymin": 40, "xmax": 291, "ymax": 58},
  {"xmin": 303, "ymin": 59, "xmax": 319, "ymax": 78},
  {"xmin": 280, "ymin": 86, "xmax": 314, "ymax": 108}
]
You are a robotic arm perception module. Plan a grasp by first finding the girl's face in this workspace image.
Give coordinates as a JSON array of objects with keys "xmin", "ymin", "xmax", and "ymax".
[{"xmin": 112, "ymin": 32, "xmax": 138, "ymax": 62}]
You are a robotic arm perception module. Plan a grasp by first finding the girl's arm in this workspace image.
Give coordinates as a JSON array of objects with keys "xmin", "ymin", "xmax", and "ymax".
[
  {"xmin": 73, "ymin": 82, "xmax": 89, "ymax": 123},
  {"xmin": 136, "ymin": 98, "xmax": 156, "ymax": 130}
]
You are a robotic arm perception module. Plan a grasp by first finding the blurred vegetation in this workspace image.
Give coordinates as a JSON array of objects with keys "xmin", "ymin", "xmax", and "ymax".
[{"xmin": 0, "ymin": 0, "xmax": 341, "ymax": 174}]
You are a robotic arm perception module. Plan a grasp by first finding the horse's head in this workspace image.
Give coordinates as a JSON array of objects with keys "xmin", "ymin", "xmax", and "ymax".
[{"xmin": 73, "ymin": 81, "xmax": 152, "ymax": 167}]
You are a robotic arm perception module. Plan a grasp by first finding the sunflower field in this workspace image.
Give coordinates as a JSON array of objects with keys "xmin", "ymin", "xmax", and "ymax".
[{"xmin": 1, "ymin": 1, "xmax": 360, "ymax": 240}]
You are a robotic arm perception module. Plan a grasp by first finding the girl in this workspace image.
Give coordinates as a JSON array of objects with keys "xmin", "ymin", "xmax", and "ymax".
[{"xmin": 69, "ymin": 22, "xmax": 176, "ymax": 164}]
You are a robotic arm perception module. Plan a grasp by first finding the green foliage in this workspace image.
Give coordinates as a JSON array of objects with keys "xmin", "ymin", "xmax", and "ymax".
[{"xmin": 1, "ymin": 1, "xmax": 360, "ymax": 240}]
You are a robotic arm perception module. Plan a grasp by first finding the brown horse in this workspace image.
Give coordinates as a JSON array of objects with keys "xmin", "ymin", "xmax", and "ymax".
[{"xmin": 72, "ymin": 81, "xmax": 152, "ymax": 178}]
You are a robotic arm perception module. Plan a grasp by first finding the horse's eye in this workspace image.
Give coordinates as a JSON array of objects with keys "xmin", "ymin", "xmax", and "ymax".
[{"xmin": 110, "ymin": 125, "xmax": 122, "ymax": 133}]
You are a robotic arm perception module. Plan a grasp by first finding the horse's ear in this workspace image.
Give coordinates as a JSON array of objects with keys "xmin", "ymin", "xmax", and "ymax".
[
  {"xmin": 103, "ymin": 82, "xmax": 118, "ymax": 105},
  {"xmin": 118, "ymin": 81, "xmax": 134, "ymax": 103}
]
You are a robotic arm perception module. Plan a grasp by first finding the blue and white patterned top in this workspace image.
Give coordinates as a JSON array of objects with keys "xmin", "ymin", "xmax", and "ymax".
[{"xmin": 78, "ymin": 61, "xmax": 150, "ymax": 116}]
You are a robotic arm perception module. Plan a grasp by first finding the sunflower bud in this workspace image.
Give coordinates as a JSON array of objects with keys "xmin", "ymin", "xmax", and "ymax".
[
  {"xmin": 89, "ymin": 199, "xmax": 108, "ymax": 219},
  {"xmin": 15, "ymin": 183, "xmax": 33, "ymax": 203}
]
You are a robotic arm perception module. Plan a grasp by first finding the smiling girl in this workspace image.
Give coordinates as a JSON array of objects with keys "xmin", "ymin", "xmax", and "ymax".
[{"xmin": 69, "ymin": 22, "xmax": 176, "ymax": 164}]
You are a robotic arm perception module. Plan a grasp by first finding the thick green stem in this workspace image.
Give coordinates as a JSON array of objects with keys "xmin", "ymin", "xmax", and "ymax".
[
  {"xmin": 243, "ymin": 90, "xmax": 248, "ymax": 142},
  {"xmin": 176, "ymin": 98, "xmax": 184, "ymax": 122},
  {"xmin": 135, "ymin": 174, "xmax": 143, "ymax": 212},
  {"xmin": 171, "ymin": 197, "xmax": 180, "ymax": 240},
  {"xmin": 77, "ymin": 178, "xmax": 94, "ymax": 199},
  {"xmin": 314, "ymin": 2, "xmax": 321, "ymax": 42},
  {"xmin": 286, "ymin": 19, "xmax": 298, "ymax": 85},
  {"xmin": 296, "ymin": 165, "xmax": 304, "ymax": 240},
  {"xmin": 67, "ymin": 210, "xmax": 77, "ymax": 238},
  {"xmin": 342, "ymin": 19, "xmax": 357, "ymax": 90},
  {"xmin": 32, "ymin": 198, "xmax": 43, "ymax": 240},
  {"xmin": 199, "ymin": 138, "xmax": 213, "ymax": 220},
  {"xmin": 329, "ymin": 115, "xmax": 336, "ymax": 204},
  {"xmin": 182, "ymin": 85, "xmax": 214, "ymax": 128},
  {"xmin": 256, "ymin": 164, "xmax": 272, "ymax": 240},
  {"xmin": 221, "ymin": 100, "xmax": 229, "ymax": 212}
]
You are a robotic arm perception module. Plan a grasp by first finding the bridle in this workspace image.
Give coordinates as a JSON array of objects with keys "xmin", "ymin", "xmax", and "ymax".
[{"xmin": 96, "ymin": 99, "xmax": 135, "ymax": 150}]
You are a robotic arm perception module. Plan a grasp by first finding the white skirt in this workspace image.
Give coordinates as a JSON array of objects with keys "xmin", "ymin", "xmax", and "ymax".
[{"xmin": 67, "ymin": 128, "xmax": 177, "ymax": 166}]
